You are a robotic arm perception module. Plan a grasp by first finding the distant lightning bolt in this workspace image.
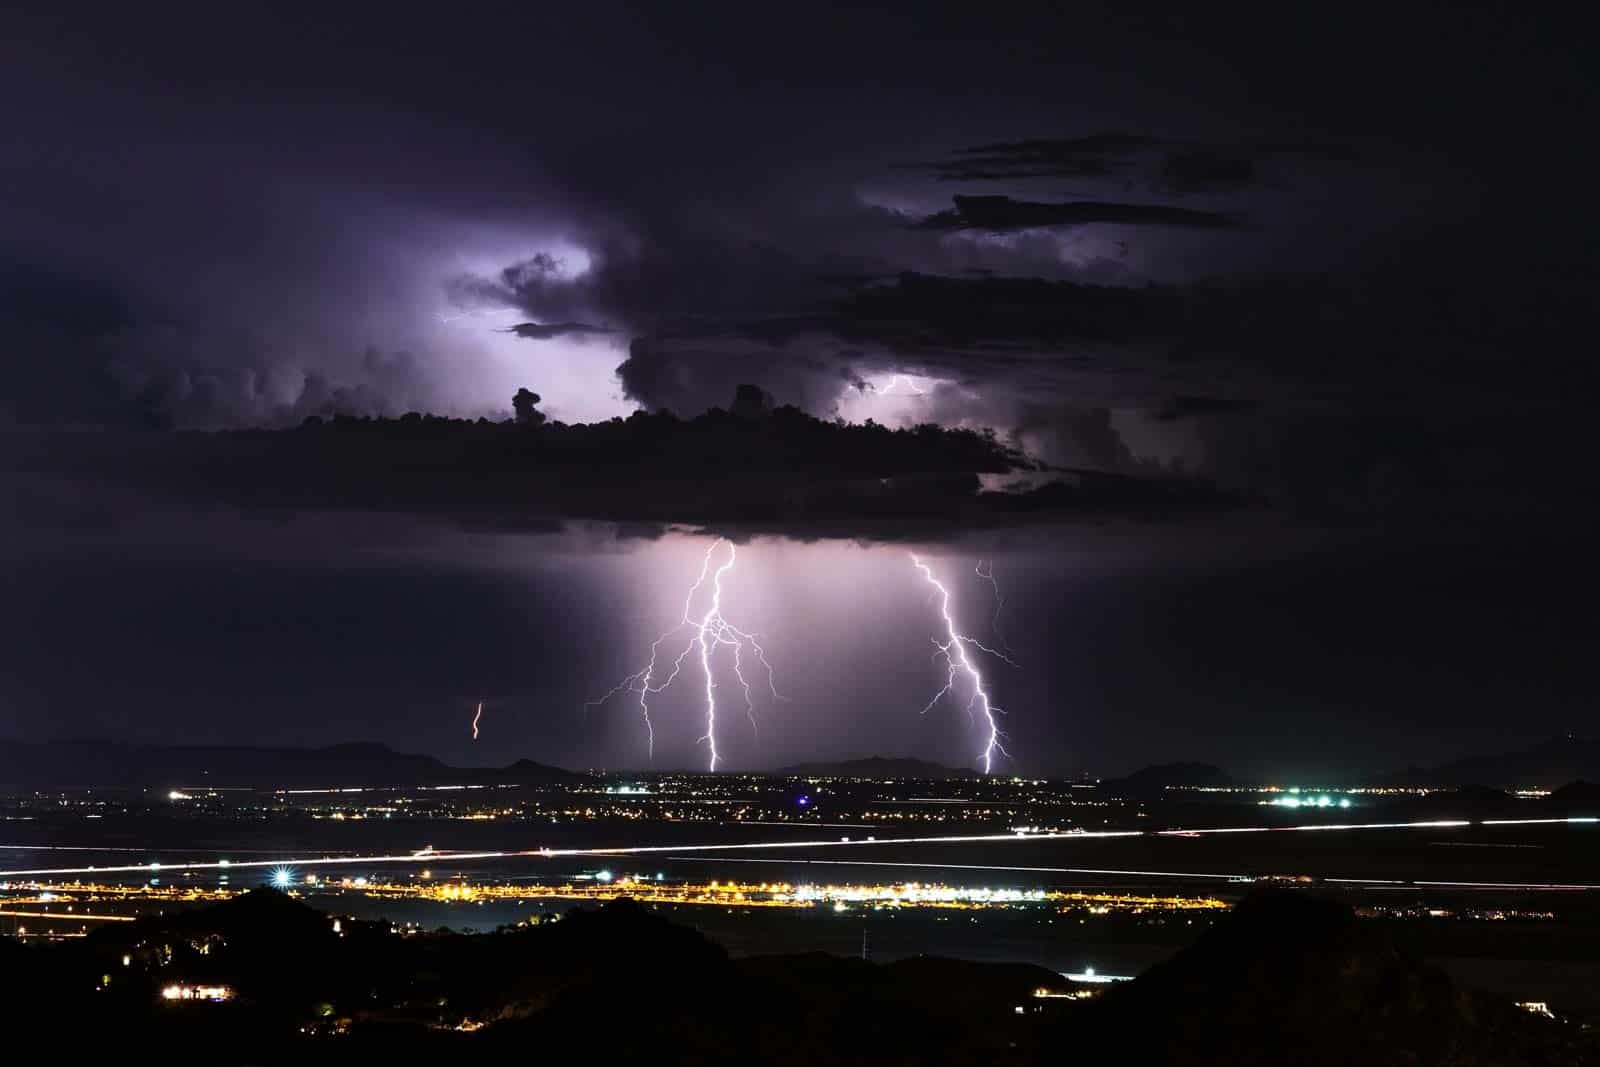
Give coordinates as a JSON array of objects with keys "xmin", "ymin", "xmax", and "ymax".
[
  {"xmin": 974, "ymin": 559, "xmax": 1015, "ymax": 656},
  {"xmin": 436, "ymin": 306, "xmax": 521, "ymax": 325},
  {"xmin": 471, "ymin": 702, "xmax": 482, "ymax": 740},
  {"xmin": 588, "ymin": 539, "xmax": 780, "ymax": 770},
  {"xmin": 911, "ymin": 554, "xmax": 1014, "ymax": 774},
  {"xmin": 878, "ymin": 374, "xmax": 927, "ymax": 396}
]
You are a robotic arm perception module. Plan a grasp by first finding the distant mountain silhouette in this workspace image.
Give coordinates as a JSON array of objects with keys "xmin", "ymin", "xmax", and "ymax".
[
  {"xmin": 775, "ymin": 756, "xmax": 973, "ymax": 779},
  {"xmin": 0, "ymin": 739, "xmax": 580, "ymax": 789},
  {"xmin": 1102, "ymin": 761, "xmax": 1233, "ymax": 796},
  {"xmin": 1070, "ymin": 889, "xmax": 1589, "ymax": 1065},
  {"xmin": 1391, "ymin": 735, "xmax": 1600, "ymax": 788},
  {"xmin": 1547, "ymin": 779, "xmax": 1600, "ymax": 813}
]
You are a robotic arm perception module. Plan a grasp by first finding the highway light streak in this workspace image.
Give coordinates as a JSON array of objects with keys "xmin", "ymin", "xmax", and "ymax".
[
  {"xmin": 665, "ymin": 855, "xmax": 1255, "ymax": 881},
  {"xmin": 2, "ymin": 816, "xmax": 1595, "ymax": 880}
]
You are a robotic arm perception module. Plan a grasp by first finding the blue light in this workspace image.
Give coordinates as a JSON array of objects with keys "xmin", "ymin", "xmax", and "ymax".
[
  {"xmin": 271, "ymin": 867, "xmax": 294, "ymax": 888},
  {"xmin": 797, "ymin": 795, "xmax": 811, "ymax": 808}
]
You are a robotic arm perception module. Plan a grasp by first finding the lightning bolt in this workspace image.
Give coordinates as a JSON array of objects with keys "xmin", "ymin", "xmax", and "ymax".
[
  {"xmin": 436, "ymin": 306, "xmax": 521, "ymax": 325},
  {"xmin": 878, "ymin": 374, "xmax": 927, "ymax": 396},
  {"xmin": 974, "ymin": 559, "xmax": 1015, "ymax": 657},
  {"xmin": 588, "ymin": 538, "xmax": 780, "ymax": 770},
  {"xmin": 471, "ymin": 701, "xmax": 482, "ymax": 740},
  {"xmin": 911, "ymin": 554, "xmax": 1016, "ymax": 774}
]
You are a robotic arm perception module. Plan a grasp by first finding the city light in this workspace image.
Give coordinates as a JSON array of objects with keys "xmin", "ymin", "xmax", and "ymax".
[{"xmin": 161, "ymin": 984, "xmax": 233, "ymax": 1002}]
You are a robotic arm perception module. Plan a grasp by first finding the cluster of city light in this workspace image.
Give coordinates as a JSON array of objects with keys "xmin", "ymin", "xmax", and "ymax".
[
  {"xmin": 793, "ymin": 882, "xmax": 1047, "ymax": 905},
  {"xmin": 1266, "ymin": 792, "xmax": 1352, "ymax": 809},
  {"xmin": 161, "ymin": 984, "xmax": 233, "ymax": 1002},
  {"xmin": 111, "ymin": 872, "xmax": 1227, "ymax": 915}
]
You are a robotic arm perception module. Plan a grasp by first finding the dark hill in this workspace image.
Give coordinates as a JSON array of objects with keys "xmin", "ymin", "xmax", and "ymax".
[
  {"xmin": 0, "ymin": 738, "xmax": 580, "ymax": 789},
  {"xmin": 1102, "ymin": 760, "xmax": 1233, "ymax": 796},
  {"xmin": 1394, "ymin": 736, "xmax": 1600, "ymax": 789},
  {"xmin": 776, "ymin": 756, "xmax": 973, "ymax": 779},
  {"xmin": 1071, "ymin": 889, "xmax": 1589, "ymax": 1065},
  {"xmin": 1547, "ymin": 779, "xmax": 1600, "ymax": 813}
]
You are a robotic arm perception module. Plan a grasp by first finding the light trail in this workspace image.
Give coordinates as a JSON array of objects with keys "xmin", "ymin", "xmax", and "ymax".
[
  {"xmin": 662, "ymin": 856, "xmax": 1254, "ymax": 882},
  {"xmin": 0, "ymin": 909, "xmax": 133, "ymax": 922},
  {"xmin": 588, "ymin": 538, "xmax": 780, "ymax": 769},
  {"xmin": 3, "ymin": 816, "xmax": 1594, "ymax": 880},
  {"xmin": 1155, "ymin": 820, "xmax": 1474, "ymax": 835},
  {"xmin": 665, "ymin": 855, "xmax": 1600, "ymax": 892},
  {"xmin": 0, "ymin": 845, "xmax": 362, "ymax": 855},
  {"xmin": 471, "ymin": 701, "xmax": 483, "ymax": 740},
  {"xmin": 0, "ymin": 844, "xmax": 152, "ymax": 852},
  {"xmin": 1324, "ymin": 877, "xmax": 1600, "ymax": 891},
  {"xmin": 911, "ymin": 554, "xmax": 1016, "ymax": 772}
]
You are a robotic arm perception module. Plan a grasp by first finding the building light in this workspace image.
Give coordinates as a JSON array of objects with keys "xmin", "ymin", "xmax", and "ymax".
[{"xmin": 161, "ymin": 984, "xmax": 233, "ymax": 1002}]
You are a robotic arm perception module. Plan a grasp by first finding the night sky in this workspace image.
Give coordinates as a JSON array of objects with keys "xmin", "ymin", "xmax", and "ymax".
[{"xmin": 2, "ymin": 2, "xmax": 1594, "ymax": 778}]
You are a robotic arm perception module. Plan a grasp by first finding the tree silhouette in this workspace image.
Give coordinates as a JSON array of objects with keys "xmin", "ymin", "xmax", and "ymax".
[{"xmin": 512, "ymin": 388, "xmax": 545, "ymax": 426}]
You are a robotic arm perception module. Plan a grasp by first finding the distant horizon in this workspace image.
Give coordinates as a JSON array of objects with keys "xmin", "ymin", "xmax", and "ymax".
[{"xmin": 7, "ymin": 733, "xmax": 1598, "ymax": 787}]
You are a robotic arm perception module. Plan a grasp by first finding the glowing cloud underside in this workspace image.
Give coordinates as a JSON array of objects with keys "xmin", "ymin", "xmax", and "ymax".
[
  {"xmin": 911, "ymin": 554, "xmax": 1016, "ymax": 773},
  {"xmin": 589, "ymin": 539, "xmax": 780, "ymax": 770}
]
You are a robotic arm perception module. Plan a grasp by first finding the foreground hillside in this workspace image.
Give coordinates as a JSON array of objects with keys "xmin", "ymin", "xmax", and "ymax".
[{"xmin": 2, "ymin": 888, "xmax": 1591, "ymax": 1064}]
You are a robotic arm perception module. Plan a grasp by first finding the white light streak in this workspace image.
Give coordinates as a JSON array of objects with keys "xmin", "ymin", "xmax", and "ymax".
[
  {"xmin": 471, "ymin": 701, "xmax": 483, "ymax": 741},
  {"xmin": 6, "ymin": 815, "xmax": 1593, "ymax": 881},
  {"xmin": 663, "ymin": 855, "xmax": 1253, "ymax": 881}
]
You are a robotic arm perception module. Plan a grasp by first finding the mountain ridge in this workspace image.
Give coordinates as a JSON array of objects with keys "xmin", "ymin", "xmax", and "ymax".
[
  {"xmin": 0, "ymin": 738, "xmax": 581, "ymax": 790},
  {"xmin": 775, "ymin": 755, "xmax": 974, "ymax": 779}
]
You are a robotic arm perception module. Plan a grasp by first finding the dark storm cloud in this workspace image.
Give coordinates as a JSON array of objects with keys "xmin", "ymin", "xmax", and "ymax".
[
  {"xmin": 7, "ymin": 399, "xmax": 1251, "ymax": 544},
  {"xmin": 1, "ymin": 1, "xmax": 1594, "ymax": 535},
  {"xmin": 1154, "ymin": 151, "xmax": 1257, "ymax": 195},
  {"xmin": 604, "ymin": 257, "xmax": 1597, "ymax": 529},
  {"xmin": 914, "ymin": 195, "xmax": 1245, "ymax": 233},
  {"xmin": 906, "ymin": 133, "xmax": 1354, "ymax": 194},
  {"xmin": 1152, "ymin": 395, "xmax": 1251, "ymax": 421},
  {"xmin": 501, "ymin": 322, "xmax": 615, "ymax": 340}
]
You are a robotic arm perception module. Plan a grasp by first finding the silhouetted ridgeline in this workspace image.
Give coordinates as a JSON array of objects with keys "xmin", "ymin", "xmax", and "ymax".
[
  {"xmin": 1100, "ymin": 761, "xmax": 1233, "ymax": 797},
  {"xmin": 1388, "ymin": 736, "xmax": 1600, "ymax": 789},
  {"xmin": 0, "ymin": 739, "xmax": 579, "ymax": 790},
  {"xmin": 1068, "ymin": 890, "xmax": 1592, "ymax": 1066},
  {"xmin": 776, "ymin": 755, "xmax": 974, "ymax": 779}
]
